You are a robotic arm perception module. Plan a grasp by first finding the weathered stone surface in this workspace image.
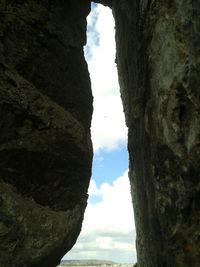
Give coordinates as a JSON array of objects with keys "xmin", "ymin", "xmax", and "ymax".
[
  {"xmin": 1, "ymin": 0, "xmax": 200, "ymax": 266},
  {"xmin": 0, "ymin": 1, "xmax": 92, "ymax": 266},
  {"xmin": 112, "ymin": 0, "xmax": 200, "ymax": 266}
]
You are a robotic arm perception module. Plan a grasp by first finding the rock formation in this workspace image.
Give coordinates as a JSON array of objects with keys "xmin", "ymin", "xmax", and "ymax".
[
  {"xmin": 0, "ymin": 1, "xmax": 92, "ymax": 266},
  {"xmin": 0, "ymin": 0, "xmax": 199, "ymax": 267},
  {"xmin": 111, "ymin": 0, "xmax": 200, "ymax": 266}
]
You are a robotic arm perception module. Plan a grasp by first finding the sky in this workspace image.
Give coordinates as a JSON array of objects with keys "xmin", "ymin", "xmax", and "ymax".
[{"xmin": 63, "ymin": 3, "xmax": 136, "ymax": 264}]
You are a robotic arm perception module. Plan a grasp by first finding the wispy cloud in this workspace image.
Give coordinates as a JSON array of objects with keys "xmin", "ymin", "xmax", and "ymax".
[
  {"xmin": 84, "ymin": 3, "xmax": 100, "ymax": 61},
  {"xmin": 85, "ymin": 4, "xmax": 127, "ymax": 153}
]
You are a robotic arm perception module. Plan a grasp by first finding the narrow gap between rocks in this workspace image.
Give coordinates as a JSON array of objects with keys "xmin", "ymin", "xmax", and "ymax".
[{"xmin": 61, "ymin": 2, "xmax": 136, "ymax": 265}]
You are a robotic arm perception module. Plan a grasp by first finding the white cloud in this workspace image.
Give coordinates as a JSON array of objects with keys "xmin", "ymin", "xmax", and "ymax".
[
  {"xmin": 85, "ymin": 170, "xmax": 134, "ymax": 233},
  {"xmin": 62, "ymin": 4, "xmax": 136, "ymax": 265},
  {"xmin": 63, "ymin": 170, "xmax": 136, "ymax": 263},
  {"xmin": 85, "ymin": 4, "xmax": 128, "ymax": 153},
  {"xmin": 88, "ymin": 179, "xmax": 101, "ymax": 196}
]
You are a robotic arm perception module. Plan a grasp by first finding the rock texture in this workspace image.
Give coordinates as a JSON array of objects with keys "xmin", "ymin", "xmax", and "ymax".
[
  {"xmin": 0, "ymin": 1, "xmax": 92, "ymax": 267},
  {"xmin": 0, "ymin": 0, "xmax": 200, "ymax": 266},
  {"xmin": 111, "ymin": 0, "xmax": 200, "ymax": 266}
]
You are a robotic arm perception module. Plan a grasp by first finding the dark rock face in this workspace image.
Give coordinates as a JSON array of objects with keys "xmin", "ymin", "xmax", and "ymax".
[
  {"xmin": 0, "ymin": 0, "xmax": 200, "ymax": 266},
  {"xmin": 0, "ymin": 1, "xmax": 92, "ymax": 267},
  {"xmin": 94, "ymin": 0, "xmax": 112, "ymax": 8},
  {"xmin": 112, "ymin": 0, "xmax": 200, "ymax": 266}
]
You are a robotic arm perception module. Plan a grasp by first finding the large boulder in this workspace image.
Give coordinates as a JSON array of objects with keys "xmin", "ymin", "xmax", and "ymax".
[{"xmin": 0, "ymin": 1, "xmax": 92, "ymax": 266}]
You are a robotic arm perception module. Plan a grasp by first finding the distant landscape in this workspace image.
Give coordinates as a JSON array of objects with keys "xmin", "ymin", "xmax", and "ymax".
[{"xmin": 57, "ymin": 260, "xmax": 135, "ymax": 267}]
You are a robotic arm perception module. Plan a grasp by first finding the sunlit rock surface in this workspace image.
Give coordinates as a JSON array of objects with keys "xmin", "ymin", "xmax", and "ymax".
[{"xmin": 0, "ymin": 1, "xmax": 92, "ymax": 266}]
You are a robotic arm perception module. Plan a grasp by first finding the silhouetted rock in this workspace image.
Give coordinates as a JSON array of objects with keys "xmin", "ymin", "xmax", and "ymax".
[
  {"xmin": 0, "ymin": 1, "xmax": 92, "ymax": 267},
  {"xmin": 0, "ymin": 0, "xmax": 199, "ymax": 267}
]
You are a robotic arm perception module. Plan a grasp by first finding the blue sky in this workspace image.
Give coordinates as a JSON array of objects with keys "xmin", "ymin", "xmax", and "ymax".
[
  {"xmin": 63, "ymin": 3, "xmax": 136, "ymax": 264},
  {"xmin": 90, "ymin": 147, "xmax": 129, "ymax": 204},
  {"xmin": 92, "ymin": 147, "xmax": 129, "ymax": 187}
]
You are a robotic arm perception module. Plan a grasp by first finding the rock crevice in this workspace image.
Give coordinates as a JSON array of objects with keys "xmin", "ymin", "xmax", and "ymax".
[{"xmin": 0, "ymin": 1, "xmax": 199, "ymax": 267}]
